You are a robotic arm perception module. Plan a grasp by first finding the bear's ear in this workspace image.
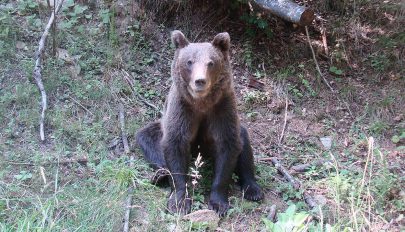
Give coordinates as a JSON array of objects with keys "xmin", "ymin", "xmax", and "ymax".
[
  {"xmin": 212, "ymin": 32, "xmax": 230, "ymax": 52},
  {"xmin": 171, "ymin": 30, "xmax": 189, "ymax": 49}
]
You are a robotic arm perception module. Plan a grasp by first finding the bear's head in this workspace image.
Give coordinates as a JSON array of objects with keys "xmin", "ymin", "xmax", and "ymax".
[{"xmin": 171, "ymin": 30, "xmax": 231, "ymax": 100}]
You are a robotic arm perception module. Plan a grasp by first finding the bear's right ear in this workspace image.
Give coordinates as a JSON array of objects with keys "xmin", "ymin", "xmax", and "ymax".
[{"xmin": 171, "ymin": 30, "xmax": 189, "ymax": 49}]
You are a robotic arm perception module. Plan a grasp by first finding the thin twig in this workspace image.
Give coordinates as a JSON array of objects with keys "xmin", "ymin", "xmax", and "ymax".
[
  {"xmin": 33, "ymin": 0, "xmax": 64, "ymax": 141},
  {"xmin": 305, "ymin": 26, "xmax": 353, "ymax": 117},
  {"xmin": 320, "ymin": 22, "xmax": 329, "ymax": 56},
  {"xmin": 121, "ymin": 70, "xmax": 160, "ymax": 113},
  {"xmin": 305, "ymin": 26, "xmax": 334, "ymax": 92},
  {"xmin": 69, "ymin": 96, "xmax": 94, "ymax": 115},
  {"xmin": 278, "ymin": 97, "xmax": 288, "ymax": 145}
]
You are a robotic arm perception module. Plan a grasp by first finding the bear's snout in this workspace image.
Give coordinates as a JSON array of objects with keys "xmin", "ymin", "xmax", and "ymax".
[{"xmin": 194, "ymin": 78, "xmax": 207, "ymax": 88}]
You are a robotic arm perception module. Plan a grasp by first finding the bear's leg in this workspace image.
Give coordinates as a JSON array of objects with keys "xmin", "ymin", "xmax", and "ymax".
[
  {"xmin": 162, "ymin": 136, "xmax": 192, "ymax": 215},
  {"xmin": 135, "ymin": 121, "xmax": 169, "ymax": 185},
  {"xmin": 208, "ymin": 113, "xmax": 241, "ymax": 216},
  {"xmin": 236, "ymin": 126, "xmax": 264, "ymax": 201}
]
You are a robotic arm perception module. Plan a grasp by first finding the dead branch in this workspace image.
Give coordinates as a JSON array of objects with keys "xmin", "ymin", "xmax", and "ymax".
[
  {"xmin": 290, "ymin": 159, "xmax": 332, "ymax": 173},
  {"xmin": 269, "ymin": 157, "xmax": 318, "ymax": 210},
  {"xmin": 304, "ymin": 26, "xmax": 334, "ymax": 92},
  {"xmin": 278, "ymin": 97, "xmax": 289, "ymax": 145},
  {"xmin": 118, "ymin": 103, "xmax": 135, "ymax": 232},
  {"xmin": 121, "ymin": 70, "xmax": 161, "ymax": 114},
  {"xmin": 270, "ymin": 157, "xmax": 300, "ymax": 189},
  {"xmin": 119, "ymin": 102, "xmax": 130, "ymax": 154},
  {"xmin": 69, "ymin": 96, "xmax": 94, "ymax": 116},
  {"xmin": 123, "ymin": 157, "xmax": 135, "ymax": 232},
  {"xmin": 33, "ymin": 0, "xmax": 64, "ymax": 141},
  {"xmin": 4, "ymin": 157, "xmax": 100, "ymax": 166},
  {"xmin": 305, "ymin": 26, "xmax": 353, "ymax": 117}
]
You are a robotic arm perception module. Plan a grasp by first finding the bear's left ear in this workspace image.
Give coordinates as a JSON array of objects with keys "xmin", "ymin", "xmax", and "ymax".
[
  {"xmin": 171, "ymin": 30, "xmax": 189, "ymax": 49},
  {"xmin": 212, "ymin": 32, "xmax": 230, "ymax": 52}
]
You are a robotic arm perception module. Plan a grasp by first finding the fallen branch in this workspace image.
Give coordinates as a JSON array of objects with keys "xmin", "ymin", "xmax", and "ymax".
[
  {"xmin": 290, "ymin": 159, "xmax": 332, "ymax": 173},
  {"xmin": 4, "ymin": 157, "xmax": 100, "ymax": 166},
  {"xmin": 119, "ymin": 103, "xmax": 135, "ymax": 232},
  {"xmin": 123, "ymin": 157, "xmax": 134, "ymax": 232},
  {"xmin": 33, "ymin": 0, "xmax": 64, "ymax": 141},
  {"xmin": 121, "ymin": 70, "xmax": 160, "ymax": 114},
  {"xmin": 269, "ymin": 157, "xmax": 318, "ymax": 210},
  {"xmin": 119, "ymin": 102, "xmax": 130, "ymax": 154},
  {"xmin": 270, "ymin": 157, "xmax": 300, "ymax": 189},
  {"xmin": 305, "ymin": 26, "xmax": 353, "ymax": 117}
]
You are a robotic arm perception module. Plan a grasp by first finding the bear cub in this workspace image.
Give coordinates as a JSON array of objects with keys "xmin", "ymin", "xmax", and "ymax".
[{"xmin": 136, "ymin": 30, "xmax": 263, "ymax": 216}]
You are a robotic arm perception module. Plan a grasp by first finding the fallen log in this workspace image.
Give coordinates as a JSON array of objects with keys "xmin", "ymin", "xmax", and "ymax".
[{"xmin": 253, "ymin": 0, "xmax": 315, "ymax": 26}]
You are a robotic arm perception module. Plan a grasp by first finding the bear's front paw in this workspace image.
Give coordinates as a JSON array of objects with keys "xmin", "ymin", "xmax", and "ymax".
[
  {"xmin": 167, "ymin": 191, "xmax": 192, "ymax": 215},
  {"xmin": 242, "ymin": 182, "xmax": 264, "ymax": 201},
  {"xmin": 208, "ymin": 195, "xmax": 230, "ymax": 217}
]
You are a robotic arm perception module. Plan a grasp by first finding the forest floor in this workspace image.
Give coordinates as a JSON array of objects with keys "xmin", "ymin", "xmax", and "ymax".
[{"xmin": 0, "ymin": 0, "xmax": 404, "ymax": 231}]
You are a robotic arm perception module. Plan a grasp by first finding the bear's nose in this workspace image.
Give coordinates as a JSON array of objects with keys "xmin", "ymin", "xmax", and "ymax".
[{"xmin": 195, "ymin": 78, "xmax": 206, "ymax": 88}]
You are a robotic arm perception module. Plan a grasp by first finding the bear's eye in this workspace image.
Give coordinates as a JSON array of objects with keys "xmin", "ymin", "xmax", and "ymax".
[
  {"xmin": 207, "ymin": 61, "xmax": 214, "ymax": 67},
  {"xmin": 187, "ymin": 60, "xmax": 193, "ymax": 66}
]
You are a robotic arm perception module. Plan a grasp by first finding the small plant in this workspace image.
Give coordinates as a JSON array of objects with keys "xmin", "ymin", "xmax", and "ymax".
[
  {"xmin": 243, "ymin": 90, "xmax": 268, "ymax": 106},
  {"xmin": 369, "ymin": 52, "xmax": 389, "ymax": 72},
  {"xmin": 240, "ymin": 13, "xmax": 273, "ymax": 38},
  {"xmin": 391, "ymin": 131, "xmax": 405, "ymax": 144},
  {"xmin": 368, "ymin": 121, "xmax": 389, "ymax": 135},
  {"xmin": 59, "ymin": 1, "xmax": 89, "ymax": 30},
  {"xmin": 17, "ymin": 0, "xmax": 39, "ymax": 15},
  {"xmin": 242, "ymin": 41, "xmax": 253, "ymax": 68},
  {"xmin": 329, "ymin": 66, "xmax": 344, "ymax": 76},
  {"xmin": 14, "ymin": 171, "xmax": 32, "ymax": 181},
  {"xmin": 299, "ymin": 74, "xmax": 317, "ymax": 97},
  {"xmin": 262, "ymin": 204, "xmax": 310, "ymax": 232}
]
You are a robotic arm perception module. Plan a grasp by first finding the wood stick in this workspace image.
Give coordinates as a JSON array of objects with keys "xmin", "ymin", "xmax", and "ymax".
[
  {"xmin": 290, "ymin": 159, "xmax": 331, "ymax": 173},
  {"xmin": 123, "ymin": 156, "xmax": 134, "ymax": 232},
  {"xmin": 33, "ymin": 0, "xmax": 64, "ymax": 141},
  {"xmin": 119, "ymin": 102, "xmax": 130, "ymax": 154},
  {"xmin": 4, "ymin": 157, "xmax": 100, "ymax": 166},
  {"xmin": 304, "ymin": 26, "xmax": 334, "ymax": 92},
  {"xmin": 278, "ymin": 97, "xmax": 288, "ymax": 145},
  {"xmin": 270, "ymin": 157, "xmax": 300, "ymax": 189},
  {"xmin": 269, "ymin": 157, "xmax": 318, "ymax": 210},
  {"xmin": 119, "ymin": 103, "xmax": 135, "ymax": 232},
  {"xmin": 305, "ymin": 26, "xmax": 353, "ymax": 117}
]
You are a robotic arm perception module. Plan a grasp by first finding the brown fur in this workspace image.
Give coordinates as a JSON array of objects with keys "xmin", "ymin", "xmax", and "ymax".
[{"xmin": 136, "ymin": 31, "xmax": 263, "ymax": 216}]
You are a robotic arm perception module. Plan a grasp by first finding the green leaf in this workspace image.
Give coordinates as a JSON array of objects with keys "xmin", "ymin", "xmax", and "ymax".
[
  {"xmin": 14, "ymin": 171, "xmax": 32, "ymax": 181},
  {"xmin": 392, "ymin": 135, "xmax": 400, "ymax": 143},
  {"xmin": 329, "ymin": 66, "xmax": 343, "ymax": 75}
]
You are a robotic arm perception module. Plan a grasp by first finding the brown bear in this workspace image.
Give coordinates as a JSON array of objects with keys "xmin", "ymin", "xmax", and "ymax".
[{"xmin": 136, "ymin": 30, "xmax": 263, "ymax": 216}]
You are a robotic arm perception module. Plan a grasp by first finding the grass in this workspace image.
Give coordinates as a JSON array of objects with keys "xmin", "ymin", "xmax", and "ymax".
[{"xmin": 1, "ymin": 0, "xmax": 404, "ymax": 231}]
